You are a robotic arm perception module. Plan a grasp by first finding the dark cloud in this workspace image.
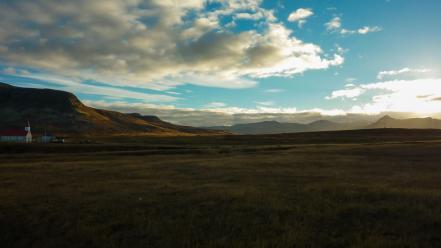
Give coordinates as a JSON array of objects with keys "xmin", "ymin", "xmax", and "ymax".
[{"xmin": 0, "ymin": 0, "xmax": 343, "ymax": 91}]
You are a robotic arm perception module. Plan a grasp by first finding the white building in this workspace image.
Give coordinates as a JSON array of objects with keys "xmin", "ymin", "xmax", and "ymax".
[{"xmin": 0, "ymin": 123, "xmax": 32, "ymax": 143}]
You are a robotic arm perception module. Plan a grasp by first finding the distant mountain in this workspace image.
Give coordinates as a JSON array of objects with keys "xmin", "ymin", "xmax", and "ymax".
[
  {"xmin": 208, "ymin": 114, "xmax": 441, "ymax": 135},
  {"xmin": 207, "ymin": 120, "xmax": 360, "ymax": 134},
  {"xmin": 0, "ymin": 82, "xmax": 225, "ymax": 136},
  {"xmin": 307, "ymin": 120, "xmax": 344, "ymax": 131},
  {"xmin": 367, "ymin": 115, "xmax": 441, "ymax": 129}
]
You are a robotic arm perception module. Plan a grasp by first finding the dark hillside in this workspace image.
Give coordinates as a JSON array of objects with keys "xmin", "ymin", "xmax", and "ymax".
[{"xmin": 0, "ymin": 83, "xmax": 223, "ymax": 136}]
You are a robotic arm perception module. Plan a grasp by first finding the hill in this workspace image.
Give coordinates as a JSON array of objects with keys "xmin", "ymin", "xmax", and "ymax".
[
  {"xmin": 367, "ymin": 115, "xmax": 441, "ymax": 129},
  {"xmin": 0, "ymin": 83, "xmax": 224, "ymax": 136},
  {"xmin": 207, "ymin": 119, "xmax": 362, "ymax": 134}
]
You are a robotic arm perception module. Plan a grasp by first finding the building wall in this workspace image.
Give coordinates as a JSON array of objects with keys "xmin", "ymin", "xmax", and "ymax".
[
  {"xmin": 40, "ymin": 136, "xmax": 52, "ymax": 143},
  {"xmin": 0, "ymin": 136, "xmax": 28, "ymax": 143}
]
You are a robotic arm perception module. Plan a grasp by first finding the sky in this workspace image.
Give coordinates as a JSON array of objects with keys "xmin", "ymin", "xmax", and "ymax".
[{"xmin": 1, "ymin": 0, "xmax": 441, "ymax": 126}]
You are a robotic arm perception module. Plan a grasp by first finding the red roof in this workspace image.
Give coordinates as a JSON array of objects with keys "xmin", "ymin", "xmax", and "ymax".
[{"xmin": 0, "ymin": 129, "xmax": 29, "ymax": 136}]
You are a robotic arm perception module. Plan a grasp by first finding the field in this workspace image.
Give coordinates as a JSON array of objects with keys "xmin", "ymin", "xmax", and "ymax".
[{"xmin": 1, "ymin": 129, "xmax": 441, "ymax": 247}]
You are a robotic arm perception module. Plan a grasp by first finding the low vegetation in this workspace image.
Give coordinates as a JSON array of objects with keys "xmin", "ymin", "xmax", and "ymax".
[{"xmin": 1, "ymin": 129, "xmax": 441, "ymax": 247}]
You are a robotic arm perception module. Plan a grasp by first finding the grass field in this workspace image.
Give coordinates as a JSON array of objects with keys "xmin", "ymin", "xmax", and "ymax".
[{"xmin": 1, "ymin": 129, "xmax": 441, "ymax": 247}]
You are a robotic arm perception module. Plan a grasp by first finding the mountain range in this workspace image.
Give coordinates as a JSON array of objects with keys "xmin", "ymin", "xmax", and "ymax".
[
  {"xmin": 207, "ymin": 120, "xmax": 365, "ymax": 134},
  {"xmin": 0, "ymin": 82, "xmax": 224, "ymax": 136},
  {"xmin": 207, "ymin": 115, "xmax": 441, "ymax": 135}
]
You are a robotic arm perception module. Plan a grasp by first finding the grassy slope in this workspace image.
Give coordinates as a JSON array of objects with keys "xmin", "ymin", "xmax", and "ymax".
[
  {"xmin": 1, "ymin": 129, "xmax": 441, "ymax": 247},
  {"xmin": 0, "ymin": 83, "xmax": 222, "ymax": 136}
]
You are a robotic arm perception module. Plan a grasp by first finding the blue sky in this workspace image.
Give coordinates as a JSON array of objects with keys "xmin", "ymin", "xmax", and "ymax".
[{"xmin": 1, "ymin": 0, "xmax": 441, "ymax": 125}]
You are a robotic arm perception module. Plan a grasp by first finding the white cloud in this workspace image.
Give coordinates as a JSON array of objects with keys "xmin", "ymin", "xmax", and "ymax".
[
  {"xmin": 328, "ymin": 78, "xmax": 441, "ymax": 114},
  {"xmin": 288, "ymin": 8, "xmax": 313, "ymax": 22},
  {"xmin": 235, "ymin": 8, "xmax": 275, "ymax": 21},
  {"xmin": 377, "ymin": 68, "xmax": 431, "ymax": 80},
  {"xmin": 265, "ymin": 88, "xmax": 284, "ymax": 93},
  {"xmin": 255, "ymin": 101, "xmax": 275, "ymax": 106},
  {"xmin": 297, "ymin": 20, "xmax": 307, "ymax": 28},
  {"xmin": 3, "ymin": 71, "xmax": 177, "ymax": 103},
  {"xmin": 326, "ymin": 17, "xmax": 381, "ymax": 35},
  {"xmin": 0, "ymin": 0, "xmax": 342, "ymax": 92},
  {"xmin": 202, "ymin": 106, "xmax": 299, "ymax": 115},
  {"xmin": 3, "ymin": 67, "xmax": 16, "ymax": 74},
  {"xmin": 235, "ymin": 12, "xmax": 264, "ymax": 20},
  {"xmin": 335, "ymin": 44, "xmax": 349, "ymax": 54},
  {"xmin": 206, "ymin": 102, "xmax": 227, "ymax": 108},
  {"xmin": 86, "ymin": 98, "xmax": 440, "ymax": 127},
  {"xmin": 357, "ymin": 26, "xmax": 382, "ymax": 34},
  {"xmin": 340, "ymin": 26, "xmax": 382, "ymax": 35},
  {"xmin": 326, "ymin": 87, "xmax": 365, "ymax": 100},
  {"xmin": 345, "ymin": 78, "xmax": 357, "ymax": 83},
  {"xmin": 325, "ymin": 17, "xmax": 342, "ymax": 30},
  {"xmin": 166, "ymin": 91, "xmax": 181, "ymax": 95}
]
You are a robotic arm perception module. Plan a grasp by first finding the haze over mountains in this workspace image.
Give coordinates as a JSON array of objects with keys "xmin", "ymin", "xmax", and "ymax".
[
  {"xmin": 2, "ymin": 82, "xmax": 441, "ymax": 136},
  {"xmin": 0, "ymin": 83, "xmax": 224, "ymax": 136},
  {"xmin": 207, "ymin": 120, "xmax": 365, "ymax": 135},
  {"xmin": 208, "ymin": 115, "xmax": 441, "ymax": 135},
  {"xmin": 367, "ymin": 115, "xmax": 441, "ymax": 129}
]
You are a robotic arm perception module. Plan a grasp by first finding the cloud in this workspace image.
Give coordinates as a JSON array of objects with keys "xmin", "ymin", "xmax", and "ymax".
[
  {"xmin": 264, "ymin": 88, "xmax": 284, "ymax": 93},
  {"xmin": 235, "ymin": 12, "xmax": 264, "ymax": 20},
  {"xmin": 325, "ymin": 17, "xmax": 342, "ymax": 30},
  {"xmin": 377, "ymin": 68, "xmax": 431, "ymax": 80},
  {"xmin": 297, "ymin": 20, "xmax": 307, "ymax": 28},
  {"xmin": 206, "ymin": 102, "xmax": 227, "ymax": 108},
  {"xmin": 340, "ymin": 26, "xmax": 382, "ymax": 35},
  {"xmin": 328, "ymin": 78, "xmax": 441, "ymax": 114},
  {"xmin": 235, "ymin": 9, "xmax": 275, "ymax": 21},
  {"xmin": 255, "ymin": 101, "xmax": 275, "ymax": 106},
  {"xmin": 325, "ymin": 17, "xmax": 381, "ymax": 35},
  {"xmin": 0, "ymin": 0, "xmax": 342, "ymax": 92},
  {"xmin": 335, "ymin": 44, "xmax": 349, "ymax": 54},
  {"xmin": 82, "ymin": 77, "xmax": 441, "ymax": 126},
  {"xmin": 203, "ymin": 106, "xmax": 299, "ymax": 115},
  {"xmin": 287, "ymin": 8, "xmax": 313, "ymax": 25},
  {"xmin": 3, "ymin": 70, "xmax": 177, "ymax": 103},
  {"xmin": 356, "ymin": 26, "xmax": 382, "ymax": 34},
  {"xmin": 85, "ymin": 100, "xmax": 348, "ymax": 127},
  {"xmin": 345, "ymin": 78, "xmax": 357, "ymax": 83},
  {"xmin": 3, "ymin": 67, "xmax": 16, "ymax": 74},
  {"xmin": 87, "ymin": 99, "xmax": 424, "ymax": 127},
  {"xmin": 325, "ymin": 87, "xmax": 365, "ymax": 100},
  {"xmin": 166, "ymin": 91, "xmax": 181, "ymax": 95}
]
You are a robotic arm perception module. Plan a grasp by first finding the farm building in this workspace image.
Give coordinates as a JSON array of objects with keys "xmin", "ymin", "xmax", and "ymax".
[{"xmin": 0, "ymin": 123, "xmax": 32, "ymax": 143}]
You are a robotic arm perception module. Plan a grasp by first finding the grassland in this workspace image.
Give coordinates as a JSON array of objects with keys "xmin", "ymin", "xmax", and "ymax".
[{"xmin": 1, "ymin": 129, "xmax": 441, "ymax": 247}]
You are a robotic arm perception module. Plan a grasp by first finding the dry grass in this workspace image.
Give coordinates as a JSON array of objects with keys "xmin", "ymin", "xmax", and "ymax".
[{"xmin": 1, "ymin": 129, "xmax": 441, "ymax": 247}]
